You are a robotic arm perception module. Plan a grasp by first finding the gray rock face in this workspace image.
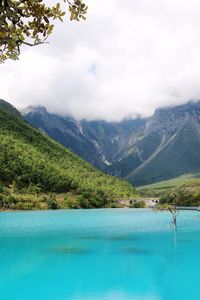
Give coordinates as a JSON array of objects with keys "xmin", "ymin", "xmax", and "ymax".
[
  {"xmin": 23, "ymin": 101, "xmax": 200, "ymax": 186},
  {"xmin": 23, "ymin": 106, "xmax": 146, "ymax": 169},
  {"xmin": 124, "ymin": 101, "xmax": 200, "ymax": 185}
]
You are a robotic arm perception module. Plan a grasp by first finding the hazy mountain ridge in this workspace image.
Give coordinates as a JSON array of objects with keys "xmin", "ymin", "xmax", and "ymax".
[
  {"xmin": 23, "ymin": 101, "xmax": 200, "ymax": 186},
  {"xmin": 126, "ymin": 102, "xmax": 200, "ymax": 185},
  {"xmin": 23, "ymin": 106, "xmax": 146, "ymax": 169}
]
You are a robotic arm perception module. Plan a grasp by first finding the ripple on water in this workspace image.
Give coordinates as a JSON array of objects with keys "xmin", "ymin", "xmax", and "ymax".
[
  {"xmin": 178, "ymin": 239, "xmax": 193, "ymax": 244},
  {"xmin": 122, "ymin": 247, "xmax": 153, "ymax": 255},
  {"xmin": 79, "ymin": 234, "xmax": 137, "ymax": 241},
  {"xmin": 48, "ymin": 246, "xmax": 89, "ymax": 255}
]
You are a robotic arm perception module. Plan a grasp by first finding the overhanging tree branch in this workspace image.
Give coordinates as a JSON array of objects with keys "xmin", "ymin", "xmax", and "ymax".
[{"xmin": 0, "ymin": 0, "xmax": 88, "ymax": 62}]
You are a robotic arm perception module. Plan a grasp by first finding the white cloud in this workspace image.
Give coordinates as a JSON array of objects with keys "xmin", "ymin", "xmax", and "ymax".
[{"xmin": 1, "ymin": 0, "xmax": 200, "ymax": 121}]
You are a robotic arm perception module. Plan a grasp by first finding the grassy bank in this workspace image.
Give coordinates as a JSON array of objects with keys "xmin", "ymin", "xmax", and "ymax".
[
  {"xmin": 138, "ymin": 174, "xmax": 200, "ymax": 196},
  {"xmin": 138, "ymin": 174, "xmax": 200, "ymax": 207},
  {"xmin": 0, "ymin": 187, "xmax": 129, "ymax": 211}
]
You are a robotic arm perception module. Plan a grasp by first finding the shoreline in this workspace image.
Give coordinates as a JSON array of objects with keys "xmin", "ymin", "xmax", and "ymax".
[{"xmin": 0, "ymin": 207, "xmax": 154, "ymax": 213}]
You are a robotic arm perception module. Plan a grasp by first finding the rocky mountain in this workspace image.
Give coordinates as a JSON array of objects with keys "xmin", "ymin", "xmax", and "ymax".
[
  {"xmin": 23, "ymin": 106, "xmax": 146, "ymax": 169},
  {"xmin": 121, "ymin": 101, "xmax": 200, "ymax": 185},
  {"xmin": 23, "ymin": 101, "xmax": 200, "ymax": 186}
]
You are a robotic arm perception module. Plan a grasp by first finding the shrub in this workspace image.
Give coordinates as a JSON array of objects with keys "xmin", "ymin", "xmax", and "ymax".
[
  {"xmin": 0, "ymin": 184, "xmax": 4, "ymax": 193},
  {"xmin": 64, "ymin": 196, "xmax": 79, "ymax": 209},
  {"xmin": 78, "ymin": 190, "xmax": 110, "ymax": 209},
  {"xmin": 16, "ymin": 201, "xmax": 34, "ymax": 210},
  {"xmin": 47, "ymin": 195, "xmax": 59, "ymax": 209},
  {"xmin": 132, "ymin": 200, "xmax": 146, "ymax": 208}
]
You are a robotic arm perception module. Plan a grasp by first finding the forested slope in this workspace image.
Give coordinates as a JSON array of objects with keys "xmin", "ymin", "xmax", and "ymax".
[{"xmin": 0, "ymin": 102, "xmax": 137, "ymax": 209}]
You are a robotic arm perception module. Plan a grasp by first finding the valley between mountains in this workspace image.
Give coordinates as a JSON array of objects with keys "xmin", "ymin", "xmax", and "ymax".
[{"xmin": 23, "ymin": 101, "xmax": 200, "ymax": 186}]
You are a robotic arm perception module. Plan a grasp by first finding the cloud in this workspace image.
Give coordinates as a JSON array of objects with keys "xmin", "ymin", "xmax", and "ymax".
[{"xmin": 1, "ymin": 0, "xmax": 200, "ymax": 121}]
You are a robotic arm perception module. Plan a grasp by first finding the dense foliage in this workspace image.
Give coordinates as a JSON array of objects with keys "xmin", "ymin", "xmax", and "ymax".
[
  {"xmin": 130, "ymin": 200, "xmax": 146, "ymax": 208},
  {"xmin": 138, "ymin": 175, "xmax": 200, "ymax": 197},
  {"xmin": 159, "ymin": 187, "xmax": 200, "ymax": 207},
  {"xmin": 0, "ymin": 0, "xmax": 88, "ymax": 62},
  {"xmin": 0, "ymin": 104, "xmax": 137, "ymax": 210},
  {"xmin": 139, "ymin": 176, "xmax": 200, "ymax": 207}
]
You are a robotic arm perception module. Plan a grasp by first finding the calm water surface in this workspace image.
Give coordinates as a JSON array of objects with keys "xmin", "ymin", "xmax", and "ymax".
[{"xmin": 0, "ymin": 209, "xmax": 200, "ymax": 300}]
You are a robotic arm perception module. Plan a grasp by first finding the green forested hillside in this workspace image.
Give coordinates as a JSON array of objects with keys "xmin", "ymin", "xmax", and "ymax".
[
  {"xmin": 0, "ymin": 103, "xmax": 137, "ymax": 210},
  {"xmin": 138, "ymin": 175, "xmax": 200, "ymax": 207},
  {"xmin": 0, "ymin": 99, "xmax": 21, "ymax": 117}
]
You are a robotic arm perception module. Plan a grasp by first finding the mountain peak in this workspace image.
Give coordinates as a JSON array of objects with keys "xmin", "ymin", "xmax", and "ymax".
[
  {"xmin": 154, "ymin": 100, "xmax": 200, "ymax": 116},
  {"xmin": 21, "ymin": 105, "xmax": 47, "ymax": 116},
  {"xmin": 24, "ymin": 100, "xmax": 200, "ymax": 186},
  {"xmin": 0, "ymin": 99, "xmax": 21, "ymax": 117}
]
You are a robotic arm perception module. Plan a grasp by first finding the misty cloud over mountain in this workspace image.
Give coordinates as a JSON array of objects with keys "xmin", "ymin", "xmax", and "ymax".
[{"xmin": 1, "ymin": 0, "xmax": 200, "ymax": 121}]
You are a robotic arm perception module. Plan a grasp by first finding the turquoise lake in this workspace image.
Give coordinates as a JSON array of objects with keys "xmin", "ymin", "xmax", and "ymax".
[{"xmin": 0, "ymin": 209, "xmax": 200, "ymax": 300}]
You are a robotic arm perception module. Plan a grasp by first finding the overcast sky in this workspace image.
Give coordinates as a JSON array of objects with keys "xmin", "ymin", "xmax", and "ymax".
[{"xmin": 1, "ymin": 0, "xmax": 200, "ymax": 121}]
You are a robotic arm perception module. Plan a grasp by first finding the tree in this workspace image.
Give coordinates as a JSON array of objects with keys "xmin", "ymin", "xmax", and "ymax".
[
  {"xmin": 168, "ymin": 206, "xmax": 178, "ymax": 231},
  {"xmin": 47, "ymin": 195, "xmax": 58, "ymax": 209},
  {"xmin": 0, "ymin": 0, "xmax": 88, "ymax": 62},
  {"xmin": 131, "ymin": 200, "xmax": 146, "ymax": 208}
]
